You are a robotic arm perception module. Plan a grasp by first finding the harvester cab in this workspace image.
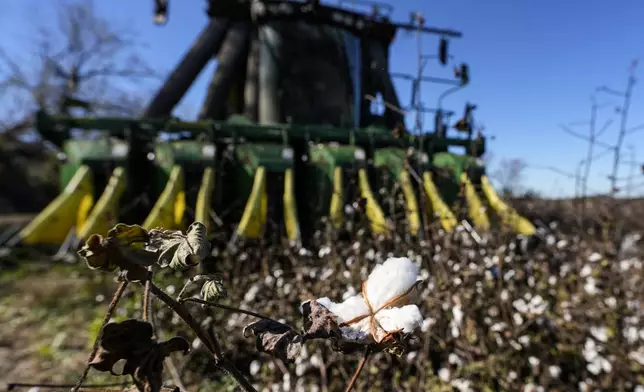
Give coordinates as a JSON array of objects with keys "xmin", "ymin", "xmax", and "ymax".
[{"xmin": 0, "ymin": 0, "xmax": 539, "ymax": 260}]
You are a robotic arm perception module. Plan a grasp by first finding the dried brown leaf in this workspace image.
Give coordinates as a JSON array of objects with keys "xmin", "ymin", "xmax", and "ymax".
[
  {"xmin": 300, "ymin": 300, "xmax": 342, "ymax": 340},
  {"xmin": 147, "ymin": 222, "xmax": 210, "ymax": 270},
  {"xmin": 89, "ymin": 319, "xmax": 189, "ymax": 392},
  {"xmin": 243, "ymin": 319, "xmax": 303, "ymax": 363},
  {"xmin": 78, "ymin": 224, "xmax": 156, "ymax": 281}
]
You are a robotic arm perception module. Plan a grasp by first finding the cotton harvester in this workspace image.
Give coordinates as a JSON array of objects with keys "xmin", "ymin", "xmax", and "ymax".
[{"xmin": 0, "ymin": 0, "xmax": 537, "ymax": 258}]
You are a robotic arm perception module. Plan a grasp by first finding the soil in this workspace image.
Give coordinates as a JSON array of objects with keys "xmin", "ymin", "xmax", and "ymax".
[{"xmin": 0, "ymin": 263, "xmax": 122, "ymax": 390}]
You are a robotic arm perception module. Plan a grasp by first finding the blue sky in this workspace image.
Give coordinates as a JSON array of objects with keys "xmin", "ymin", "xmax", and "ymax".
[{"xmin": 2, "ymin": 0, "xmax": 644, "ymax": 197}]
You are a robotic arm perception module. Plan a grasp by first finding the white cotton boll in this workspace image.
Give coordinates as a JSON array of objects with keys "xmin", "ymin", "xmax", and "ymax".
[
  {"xmin": 624, "ymin": 326, "xmax": 638, "ymax": 344},
  {"xmin": 490, "ymin": 322, "xmax": 507, "ymax": 332},
  {"xmin": 600, "ymin": 357, "xmax": 612, "ymax": 373},
  {"xmin": 295, "ymin": 363, "xmax": 307, "ymax": 376},
  {"xmin": 590, "ymin": 326, "xmax": 608, "ymax": 342},
  {"xmin": 580, "ymin": 265, "xmax": 592, "ymax": 278},
  {"xmin": 528, "ymin": 276, "xmax": 535, "ymax": 287},
  {"xmin": 513, "ymin": 313, "xmax": 524, "ymax": 326},
  {"xmin": 604, "ymin": 297, "xmax": 617, "ymax": 308},
  {"xmin": 318, "ymin": 246, "xmax": 331, "ymax": 258},
  {"xmin": 250, "ymin": 360, "xmax": 262, "ymax": 376},
  {"xmin": 584, "ymin": 277, "xmax": 598, "ymax": 295},
  {"xmin": 364, "ymin": 257, "xmax": 419, "ymax": 310},
  {"xmin": 282, "ymin": 373, "xmax": 291, "ymax": 391},
  {"xmin": 549, "ymin": 365, "xmax": 561, "ymax": 378},
  {"xmin": 244, "ymin": 285, "xmax": 260, "ymax": 303},
  {"xmin": 629, "ymin": 349, "xmax": 644, "ymax": 365},
  {"xmin": 508, "ymin": 371, "xmax": 517, "ymax": 380},
  {"xmin": 452, "ymin": 305, "xmax": 464, "ymax": 327},
  {"xmin": 310, "ymin": 354, "xmax": 321, "ymax": 368},
  {"xmin": 315, "ymin": 295, "xmax": 368, "ymax": 323},
  {"xmin": 320, "ymin": 267, "xmax": 334, "ymax": 280},
  {"xmin": 528, "ymin": 356, "xmax": 540, "ymax": 367},
  {"xmin": 587, "ymin": 358, "xmax": 603, "ymax": 375},
  {"xmin": 421, "ymin": 317, "xmax": 436, "ymax": 332},
  {"xmin": 588, "ymin": 252, "xmax": 602, "ymax": 262},
  {"xmin": 374, "ymin": 305, "xmax": 423, "ymax": 334},
  {"xmin": 451, "ymin": 378, "xmax": 473, "ymax": 392},
  {"xmin": 634, "ymin": 385, "xmax": 644, "ymax": 392},
  {"xmin": 449, "ymin": 353, "xmax": 463, "ymax": 366},
  {"xmin": 583, "ymin": 339, "xmax": 598, "ymax": 362},
  {"xmin": 524, "ymin": 384, "xmax": 538, "ymax": 392},
  {"xmin": 513, "ymin": 299, "xmax": 528, "ymax": 313},
  {"xmin": 438, "ymin": 367, "xmax": 451, "ymax": 382}
]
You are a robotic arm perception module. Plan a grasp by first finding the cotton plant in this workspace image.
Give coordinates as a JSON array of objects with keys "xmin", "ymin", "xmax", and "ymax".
[
  {"xmin": 314, "ymin": 256, "xmax": 424, "ymax": 345},
  {"xmin": 242, "ymin": 257, "xmax": 424, "ymax": 391}
]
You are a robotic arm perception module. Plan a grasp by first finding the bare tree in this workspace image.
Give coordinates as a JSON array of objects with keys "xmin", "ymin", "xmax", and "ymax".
[
  {"xmin": 492, "ymin": 158, "xmax": 527, "ymax": 197},
  {"xmin": 596, "ymin": 60, "xmax": 638, "ymax": 196},
  {"xmin": 0, "ymin": 0, "xmax": 159, "ymax": 143},
  {"xmin": 0, "ymin": 0, "xmax": 160, "ymax": 212}
]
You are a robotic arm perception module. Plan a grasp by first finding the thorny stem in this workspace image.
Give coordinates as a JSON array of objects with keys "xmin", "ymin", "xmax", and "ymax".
[
  {"xmin": 182, "ymin": 297, "xmax": 295, "ymax": 330},
  {"xmin": 147, "ymin": 281, "xmax": 258, "ymax": 392},
  {"xmin": 344, "ymin": 347, "xmax": 371, "ymax": 392},
  {"xmin": 72, "ymin": 280, "xmax": 129, "ymax": 392}
]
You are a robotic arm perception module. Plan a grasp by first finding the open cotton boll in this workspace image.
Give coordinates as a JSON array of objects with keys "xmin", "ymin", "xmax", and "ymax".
[
  {"xmin": 316, "ymin": 295, "xmax": 369, "ymax": 323},
  {"xmin": 364, "ymin": 257, "xmax": 420, "ymax": 309},
  {"xmin": 338, "ymin": 305, "xmax": 423, "ymax": 343},
  {"xmin": 375, "ymin": 305, "xmax": 423, "ymax": 334}
]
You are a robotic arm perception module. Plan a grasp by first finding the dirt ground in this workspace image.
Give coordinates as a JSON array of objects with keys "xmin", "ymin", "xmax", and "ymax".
[{"xmin": 0, "ymin": 263, "xmax": 123, "ymax": 389}]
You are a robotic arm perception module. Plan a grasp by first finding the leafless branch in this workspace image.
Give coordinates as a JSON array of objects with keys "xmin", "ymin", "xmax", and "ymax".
[
  {"xmin": 0, "ymin": 0, "xmax": 160, "ymax": 135},
  {"xmin": 558, "ymin": 124, "xmax": 613, "ymax": 150}
]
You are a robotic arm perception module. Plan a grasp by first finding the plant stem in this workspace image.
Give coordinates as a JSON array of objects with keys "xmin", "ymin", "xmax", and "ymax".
[
  {"xmin": 147, "ymin": 282, "xmax": 258, "ymax": 392},
  {"xmin": 182, "ymin": 297, "xmax": 294, "ymax": 329},
  {"xmin": 344, "ymin": 347, "xmax": 371, "ymax": 392},
  {"xmin": 72, "ymin": 280, "xmax": 129, "ymax": 392}
]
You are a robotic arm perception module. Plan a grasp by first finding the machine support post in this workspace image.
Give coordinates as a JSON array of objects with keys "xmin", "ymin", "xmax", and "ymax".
[
  {"xmin": 258, "ymin": 24, "xmax": 283, "ymax": 125},
  {"xmin": 144, "ymin": 19, "xmax": 230, "ymax": 118},
  {"xmin": 199, "ymin": 22, "xmax": 251, "ymax": 120}
]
